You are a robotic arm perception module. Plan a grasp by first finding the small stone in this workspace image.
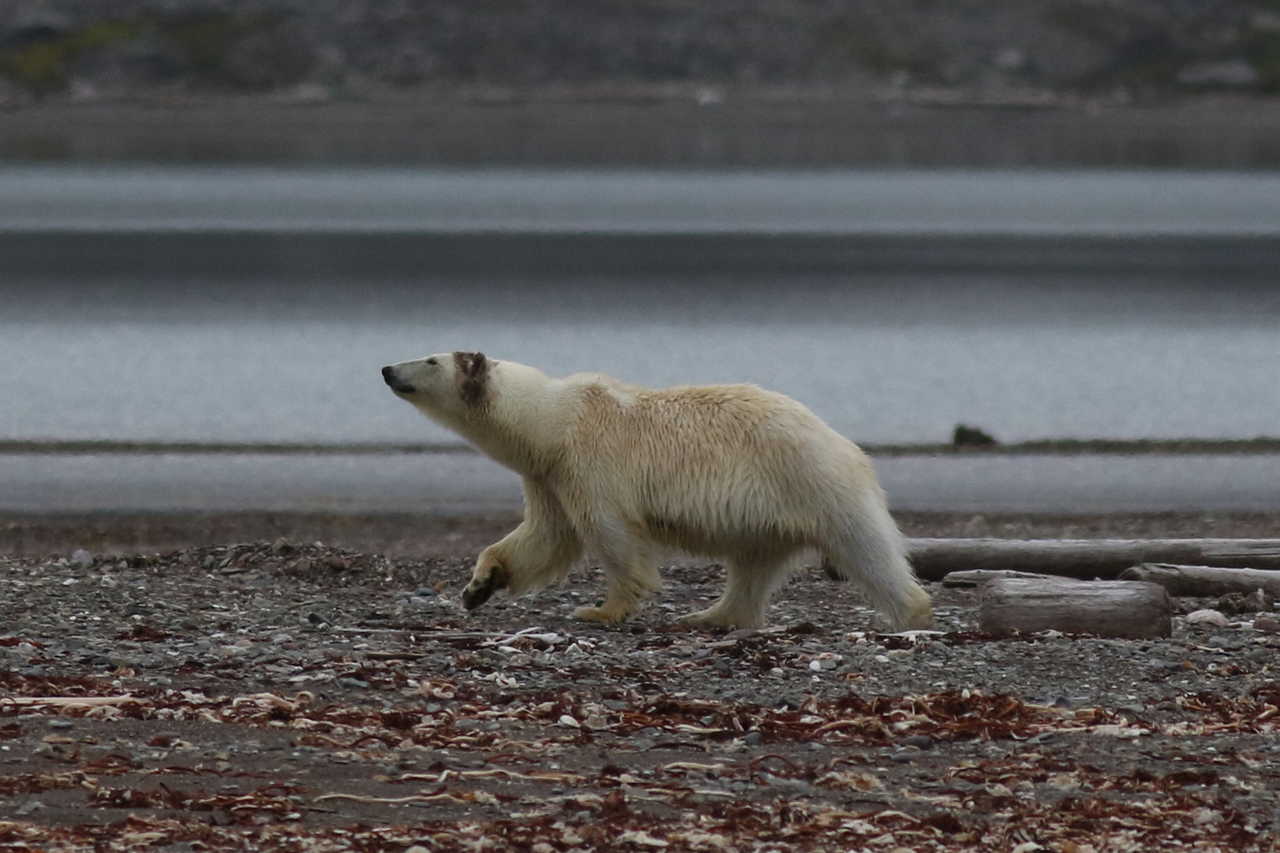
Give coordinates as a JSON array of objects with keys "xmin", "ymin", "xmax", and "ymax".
[
  {"xmin": 1218, "ymin": 589, "xmax": 1274, "ymax": 615},
  {"xmin": 1177, "ymin": 59, "xmax": 1259, "ymax": 88},
  {"xmin": 70, "ymin": 549, "xmax": 94, "ymax": 569},
  {"xmin": 1253, "ymin": 615, "xmax": 1280, "ymax": 634},
  {"xmin": 47, "ymin": 719, "xmax": 73, "ymax": 730},
  {"xmin": 1185, "ymin": 609, "xmax": 1230, "ymax": 627}
]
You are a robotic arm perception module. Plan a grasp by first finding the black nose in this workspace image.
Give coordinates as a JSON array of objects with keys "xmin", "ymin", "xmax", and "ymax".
[{"xmin": 381, "ymin": 366, "xmax": 395, "ymax": 385}]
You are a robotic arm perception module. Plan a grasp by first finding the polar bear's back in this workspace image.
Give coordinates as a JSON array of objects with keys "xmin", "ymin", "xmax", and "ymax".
[{"xmin": 560, "ymin": 379, "xmax": 877, "ymax": 551}]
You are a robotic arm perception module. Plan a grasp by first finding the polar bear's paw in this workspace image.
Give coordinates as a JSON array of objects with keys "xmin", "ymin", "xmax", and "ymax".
[
  {"xmin": 462, "ymin": 558, "xmax": 509, "ymax": 611},
  {"xmin": 678, "ymin": 606, "xmax": 763, "ymax": 631},
  {"xmin": 573, "ymin": 603, "xmax": 633, "ymax": 624}
]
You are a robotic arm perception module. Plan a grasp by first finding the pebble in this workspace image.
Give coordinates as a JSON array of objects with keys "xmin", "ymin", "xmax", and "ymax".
[
  {"xmin": 69, "ymin": 549, "xmax": 94, "ymax": 570},
  {"xmin": 1253, "ymin": 615, "xmax": 1280, "ymax": 634},
  {"xmin": 1185, "ymin": 609, "xmax": 1230, "ymax": 627},
  {"xmin": 3, "ymin": 539, "xmax": 1279, "ymax": 839}
]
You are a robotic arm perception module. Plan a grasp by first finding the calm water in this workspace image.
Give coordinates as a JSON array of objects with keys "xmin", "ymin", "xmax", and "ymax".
[
  {"xmin": 5, "ymin": 166, "xmax": 1280, "ymax": 235},
  {"xmin": 7, "ymin": 452, "xmax": 1280, "ymax": 514},
  {"xmin": 2, "ymin": 167, "xmax": 1278, "ymax": 449}
]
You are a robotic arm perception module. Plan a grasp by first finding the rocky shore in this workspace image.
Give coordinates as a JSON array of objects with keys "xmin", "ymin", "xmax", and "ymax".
[
  {"xmin": 1, "ymin": 540, "xmax": 1278, "ymax": 849},
  {"xmin": 3, "ymin": 1, "xmax": 1279, "ymax": 108},
  {"xmin": 1, "ymin": 511, "xmax": 1278, "ymax": 849}
]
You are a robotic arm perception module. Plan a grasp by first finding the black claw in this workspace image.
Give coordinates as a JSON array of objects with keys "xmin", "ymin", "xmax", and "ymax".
[
  {"xmin": 462, "ymin": 577, "xmax": 497, "ymax": 611},
  {"xmin": 462, "ymin": 564, "xmax": 508, "ymax": 611}
]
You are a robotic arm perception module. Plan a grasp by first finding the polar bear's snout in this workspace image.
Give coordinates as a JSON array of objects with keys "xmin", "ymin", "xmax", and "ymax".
[{"xmin": 381, "ymin": 365, "xmax": 416, "ymax": 395}]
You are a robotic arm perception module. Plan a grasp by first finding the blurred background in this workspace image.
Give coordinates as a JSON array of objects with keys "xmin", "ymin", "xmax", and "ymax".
[{"xmin": 1, "ymin": 0, "xmax": 1278, "ymax": 520}]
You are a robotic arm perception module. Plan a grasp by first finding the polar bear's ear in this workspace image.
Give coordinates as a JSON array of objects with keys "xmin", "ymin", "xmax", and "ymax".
[{"xmin": 453, "ymin": 351, "xmax": 490, "ymax": 407}]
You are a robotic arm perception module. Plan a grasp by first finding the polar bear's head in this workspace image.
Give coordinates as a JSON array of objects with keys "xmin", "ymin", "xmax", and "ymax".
[{"xmin": 382, "ymin": 351, "xmax": 491, "ymax": 420}]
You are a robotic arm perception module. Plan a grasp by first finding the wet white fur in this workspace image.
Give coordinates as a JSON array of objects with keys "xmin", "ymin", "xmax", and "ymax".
[{"xmin": 385, "ymin": 353, "xmax": 932, "ymax": 630}]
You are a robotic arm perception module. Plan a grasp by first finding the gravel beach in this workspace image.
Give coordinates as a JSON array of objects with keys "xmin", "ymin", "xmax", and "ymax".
[{"xmin": 1, "ymin": 510, "xmax": 1277, "ymax": 850}]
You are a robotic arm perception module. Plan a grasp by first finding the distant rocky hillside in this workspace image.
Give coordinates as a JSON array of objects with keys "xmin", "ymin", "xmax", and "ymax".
[{"xmin": 3, "ymin": 1, "xmax": 1279, "ymax": 106}]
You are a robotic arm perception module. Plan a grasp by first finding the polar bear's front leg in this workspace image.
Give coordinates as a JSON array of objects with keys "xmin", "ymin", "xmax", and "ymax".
[
  {"xmin": 573, "ymin": 525, "xmax": 662, "ymax": 624},
  {"xmin": 462, "ymin": 479, "xmax": 581, "ymax": 612},
  {"xmin": 572, "ymin": 572, "xmax": 650, "ymax": 624},
  {"xmin": 679, "ymin": 553, "xmax": 792, "ymax": 630},
  {"xmin": 462, "ymin": 548, "xmax": 510, "ymax": 610}
]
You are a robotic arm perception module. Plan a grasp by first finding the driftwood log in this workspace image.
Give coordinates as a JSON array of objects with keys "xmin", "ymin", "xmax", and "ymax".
[
  {"xmin": 941, "ymin": 570, "xmax": 1060, "ymax": 587},
  {"xmin": 907, "ymin": 538, "xmax": 1280, "ymax": 582},
  {"xmin": 978, "ymin": 577, "xmax": 1173, "ymax": 639},
  {"xmin": 1118, "ymin": 563, "xmax": 1280, "ymax": 598}
]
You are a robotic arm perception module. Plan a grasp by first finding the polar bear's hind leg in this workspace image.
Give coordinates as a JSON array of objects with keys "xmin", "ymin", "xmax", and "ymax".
[{"xmin": 821, "ymin": 498, "xmax": 933, "ymax": 631}]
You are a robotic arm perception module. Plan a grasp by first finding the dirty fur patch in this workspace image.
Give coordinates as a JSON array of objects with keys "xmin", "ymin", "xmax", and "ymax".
[{"xmin": 454, "ymin": 351, "xmax": 490, "ymax": 408}]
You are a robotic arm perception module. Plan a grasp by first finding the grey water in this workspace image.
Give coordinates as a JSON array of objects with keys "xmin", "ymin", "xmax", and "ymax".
[
  {"xmin": 5, "ymin": 166, "xmax": 1280, "ymax": 235},
  {"xmin": 3, "ymin": 166, "xmax": 1279, "ymax": 450},
  {"xmin": 2, "ymin": 165, "xmax": 1278, "ymax": 513},
  {"xmin": 4, "ymin": 271, "xmax": 1279, "ymax": 447},
  {"xmin": 6, "ymin": 451, "xmax": 1280, "ymax": 514}
]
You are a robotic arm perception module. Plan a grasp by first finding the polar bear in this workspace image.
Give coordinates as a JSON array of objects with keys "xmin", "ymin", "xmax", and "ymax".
[{"xmin": 382, "ymin": 352, "xmax": 932, "ymax": 630}]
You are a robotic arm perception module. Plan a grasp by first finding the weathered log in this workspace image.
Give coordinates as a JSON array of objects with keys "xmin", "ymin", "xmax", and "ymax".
[
  {"xmin": 907, "ymin": 538, "xmax": 1280, "ymax": 582},
  {"xmin": 940, "ymin": 570, "xmax": 1057, "ymax": 587},
  {"xmin": 1118, "ymin": 563, "xmax": 1280, "ymax": 598},
  {"xmin": 978, "ymin": 577, "xmax": 1172, "ymax": 639}
]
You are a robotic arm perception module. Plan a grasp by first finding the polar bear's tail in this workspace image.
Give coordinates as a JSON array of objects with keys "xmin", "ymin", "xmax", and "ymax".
[{"xmin": 822, "ymin": 489, "xmax": 933, "ymax": 631}]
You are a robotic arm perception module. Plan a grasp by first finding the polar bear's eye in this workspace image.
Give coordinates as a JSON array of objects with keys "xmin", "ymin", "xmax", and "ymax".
[{"xmin": 425, "ymin": 358, "xmax": 438, "ymax": 366}]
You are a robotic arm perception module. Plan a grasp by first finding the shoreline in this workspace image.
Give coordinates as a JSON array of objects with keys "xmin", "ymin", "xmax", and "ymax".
[
  {"xmin": 7, "ymin": 451, "xmax": 1280, "ymax": 517},
  {"xmin": 6, "ymin": 94, "xmax": 1280, "ymax": 168},
  {"xmin": 4, "ymin": 509, "xmax": 1276, "ymax": 559},
  {"xmin": 5, "ymin": 437, "xmax": 1280, "ymax": 456}
]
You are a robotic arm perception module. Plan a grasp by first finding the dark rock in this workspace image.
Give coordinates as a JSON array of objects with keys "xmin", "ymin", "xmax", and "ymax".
[
  {"xmin": 1217, "ymin": 589, "xmax": 1275, "ymax": 615},
  {"xmin": 952, "ymin": 424, "xmax": 997, "ymax": 448},
  {"xmin": 2, "ymin": 8, "xmax": 74, "ymax": 48}
]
